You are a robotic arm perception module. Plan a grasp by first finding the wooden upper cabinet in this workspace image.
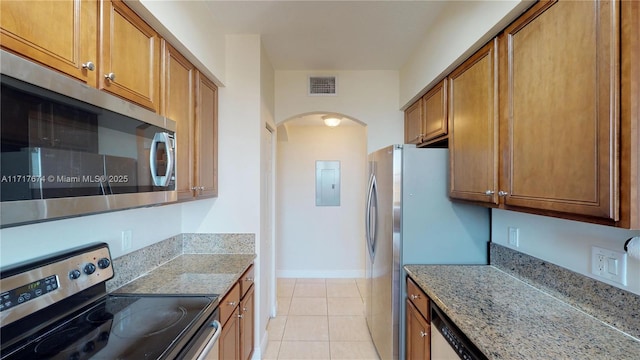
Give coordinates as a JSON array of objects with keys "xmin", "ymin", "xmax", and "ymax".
[
  {"xmin": 162, "ymin": 41, "xmax": 195, "ymax": 201},
  {"xmin": 422, "ymin": 79, "xmax": 448, "ymax": 143},
  {"xmin": 0, "ymin": 0, "xmax": 98, "ymax": 87},
  {"xmin": 404, "ymin": 99, "xmax": 423, "ymax": 145},
  {"xmin": 449, "ymin": 39, "xmax": 499, "ymax": 204},
  {"xmin": 100, "ymin": 0, "xmax": 160, "ymax": 112},
  {"xmin": 498, "ymin": 0, "xmax": 619, "ymax": 220},
  {"xmin": 620, "ymin": 0, "xmax": 640, "ymax": 229},
  {"xmin": 195, "ymin": 72, "xmax": 218, "ymax": 198}
]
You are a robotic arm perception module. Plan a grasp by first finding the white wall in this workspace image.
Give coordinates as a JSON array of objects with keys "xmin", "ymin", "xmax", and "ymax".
[
  {"xmin": 259, "ymin": 41, "xmax": 277, "ymax": 355},
  {"xmin": 0, "ymin": 204, "xmax": 182, "ymax": 266},
  {"xmin": 275, "ymin": 71, "xmax": 403, "ymax": 153},
  {"xmin": 399, "ymin": 0, "xmax": 531, "ymax": 108},
  {"xmin": 276, "ymin": 124, "xmax": 367, "ymax": 277},
  {"xmin": 492, "ymin": 209, "xmax": 640, "ymax": 295}
]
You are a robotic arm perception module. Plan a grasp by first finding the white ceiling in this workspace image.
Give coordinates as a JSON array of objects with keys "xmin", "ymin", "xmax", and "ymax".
[{"xmin": 203, "ymin": 0, "xmax": 448, "ymax": 71}]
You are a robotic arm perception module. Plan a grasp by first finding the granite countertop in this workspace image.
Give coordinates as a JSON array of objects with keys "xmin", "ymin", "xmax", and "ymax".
[
  {"xmin": 405, "ymin": 265, "xmax": 640, "ymax": 359},
  {"xmin": 114, "ymin": 254, "xmax": 255, "ymax": 297}
]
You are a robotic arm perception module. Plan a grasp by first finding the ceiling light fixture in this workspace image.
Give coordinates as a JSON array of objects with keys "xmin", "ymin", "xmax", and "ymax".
[{"xmin": 322, "ymin": 114, "xmax": 342, "ymax": 127}]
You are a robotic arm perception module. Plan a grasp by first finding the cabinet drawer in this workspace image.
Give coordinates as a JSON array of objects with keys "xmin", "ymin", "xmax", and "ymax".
[
  {"xmin": 407, "ymin": 277, "xmax": 429, "ymax": 322},
  {"xmin": 220, "ymin": 282, "xmax": 240, "ymax": 325},
  {"xmin": 240, "ymin": 264, "xmax": 255, "ymax": 298}
]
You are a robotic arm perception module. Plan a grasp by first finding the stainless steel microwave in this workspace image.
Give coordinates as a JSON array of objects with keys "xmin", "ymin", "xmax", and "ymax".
[{"xmin": 0, "ymin": 50, "xmax": 177, "ymax": 228}]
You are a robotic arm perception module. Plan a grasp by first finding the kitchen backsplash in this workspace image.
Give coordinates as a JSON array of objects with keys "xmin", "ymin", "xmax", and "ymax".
[
  {"xmin": 182, "ymin": 233, "xmax": 255, "ymax": 254},
  {"xmin": 107, "ymin": 233, "xmax": 255, "ymax": 292},
  {"xmin": 491, "ymin": 243, "xmax": 640, "ymax": 339}
]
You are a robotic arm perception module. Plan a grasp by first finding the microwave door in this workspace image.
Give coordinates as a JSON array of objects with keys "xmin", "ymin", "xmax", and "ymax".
[
  {"xmin": 35, "ymin": 148, "xmax": 105, "ymax": 198},
  {"xmin": 104, "ymin": 155, "xmax": 137, "ymax": 194}
]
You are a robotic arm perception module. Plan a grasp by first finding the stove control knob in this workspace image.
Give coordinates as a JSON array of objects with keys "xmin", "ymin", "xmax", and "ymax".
[
  {"xmin": 69, "ymin": 269, "xmax": 82, "ymax": 279},
  {"xmin": 84, "ymin": 263, "xmax": 96, "ymax": 275},
  {"xmin": 97, "ymin": 258, "xmax": 111, "ymax": 269}
]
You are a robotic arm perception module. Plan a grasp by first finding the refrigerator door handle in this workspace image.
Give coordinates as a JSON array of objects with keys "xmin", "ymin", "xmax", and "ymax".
[
  {"xmin": 365, "ymin": 173, "xmax": 375, "ymax": 259},
  {"xmin": 370, "ymin": 175, "xmax": 378, "ymax": 259}
]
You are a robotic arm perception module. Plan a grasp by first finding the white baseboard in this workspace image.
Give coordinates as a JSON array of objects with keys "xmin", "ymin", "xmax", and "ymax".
[{"xmin": 276, "ymin": 269, "xmax": 365, "ymax": 278}]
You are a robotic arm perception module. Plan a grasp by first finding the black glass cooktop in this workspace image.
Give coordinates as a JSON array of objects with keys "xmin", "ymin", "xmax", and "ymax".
[{"xmin": 3, "ymin": 295, "xmax": 213, "ymax": 360}]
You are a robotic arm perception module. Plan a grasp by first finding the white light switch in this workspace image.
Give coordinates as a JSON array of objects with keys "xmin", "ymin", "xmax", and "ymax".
[
  {"xmin": 507, "ymin": 227, "xmax": 519, "ymax": 248},
  {"xmin": 607, "ymin": 258, "xmax": 618, "ymax": 275},
  {"xmin": 591, "ymin": 246, "xmax": 627, "ymax": 286}
]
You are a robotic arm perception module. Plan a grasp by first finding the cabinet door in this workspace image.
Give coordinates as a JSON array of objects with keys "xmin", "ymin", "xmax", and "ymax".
[
  {"xmin": 499, "ymin": 0, "xmax": 619, "ymax": 220},
  {"xmin": 100, "ymin": 0, "xmax": 160, "ymax": 111},
  {"xmin": 195, "ymin": 72, "xmax": 218, "ymax": 198},
  {"xmin": 219, "ymin": 307, "xmax": 240, "ymax": 360},
  {"xmin": 619, "ymin": 0, "xmax": 640, "ymax": 229},
  {"xmin": 239, "ymin": 285, "xmax": 254, "ymax": 360},
  {"xmin": 0, "ymin": 0, "xmax": 98, "ymax": 87},
  {"xmin": 404, "ymin": 99, "xmax": 423, "ymax": 145},
  {"xmin": 449, "ymin": 39, "xmax": 499, "ymax": 204},
  {"xmin": 162, "ymin": 41, "xmax": 196, "ymax": 201},
  {"xmin": 406, "ymin": 300, "xmax": 430, "ymax": 360},
  {"xmin": 423, "ymin": 79, "xmax": 448, "ymax": 143}
]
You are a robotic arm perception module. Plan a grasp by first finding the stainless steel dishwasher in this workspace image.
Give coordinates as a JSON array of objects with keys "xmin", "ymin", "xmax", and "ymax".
[{"xmin": 430, "ymin": 303, "xmax": 487, "ymax": 360}]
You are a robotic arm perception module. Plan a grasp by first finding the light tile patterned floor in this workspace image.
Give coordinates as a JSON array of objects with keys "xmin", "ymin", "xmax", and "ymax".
[{"xmin": 264, "ymin": 278, "xmax": 380, "ymax": 360}]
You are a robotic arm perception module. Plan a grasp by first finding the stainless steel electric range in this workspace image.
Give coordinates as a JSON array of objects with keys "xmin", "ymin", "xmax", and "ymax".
[{"xmin": 0, "ymin": 243, "xmax": 221, "ymax": 360}]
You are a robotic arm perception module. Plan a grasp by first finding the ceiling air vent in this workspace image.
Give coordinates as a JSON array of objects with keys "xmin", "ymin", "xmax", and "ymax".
[{"xmin": 309, "ymin": 76, "xmax": 337, "ymax": 96}]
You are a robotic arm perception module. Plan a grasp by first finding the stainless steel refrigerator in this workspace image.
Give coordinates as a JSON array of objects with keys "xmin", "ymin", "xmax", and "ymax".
[{"xmin": 364, "ymin": 145, "xmax": 489, "ymax": 360}]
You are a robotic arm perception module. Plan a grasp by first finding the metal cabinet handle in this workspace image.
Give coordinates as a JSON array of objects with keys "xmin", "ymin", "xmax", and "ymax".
[
  {"xmin": 410, "ymin": 294, "xmax": 421, "ymax": 300},
  {"xmin": 242, "ymin": 307, "xmax": 247, "ymax": 312},
  {"xmin": 237, "ymin": 314, "xmax": 244, "ymax": 319},
  {"xmin": 228, "ymin": 301, "xmax": 236, "ymax": 306},
  {"xmin": 104, "ymin": 73, "xmax": 116, "ymax": 81},
  {"xmin": 485, "ymin": 190, "xmax": 495, "ymax": 195},
  {"xmin": 420, "ymin": 330, "xmax": 428, "ymax": 338},
  {"xmin": 498, "ymin": 191, "xmax": 509, "ymax": 197},
  {"xmin": 82, "ymin": 61, "xmax": 95, "ymax": 71},
  {"xmin": 245, "ymin": 277, "xmax": 254, "ymax": 282}
]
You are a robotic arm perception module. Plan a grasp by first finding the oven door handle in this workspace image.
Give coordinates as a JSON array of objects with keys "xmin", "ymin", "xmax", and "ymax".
[{"xmin": 196, "ymin": 320, "xmax": 222, "ymax": 360}]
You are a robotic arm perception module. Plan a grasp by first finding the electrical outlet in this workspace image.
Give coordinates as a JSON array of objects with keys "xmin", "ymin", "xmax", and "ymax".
[
  {"xmin": 121, "ymin": 230, "xmax": 132, "ymax": 251},
  {"xmin": 591, "ymin": 246, "xmax": 627, "ymax": 286},
  {"xmin": 507, "ymin": 227, "xmax": 519, "ymax": 247}
]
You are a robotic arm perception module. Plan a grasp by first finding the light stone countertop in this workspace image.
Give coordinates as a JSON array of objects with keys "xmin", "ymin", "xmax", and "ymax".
[
  {"xmin": 114, "ymin": 254, "xmax": 255, "ymax": 297},
  {"xmin": 405, "ymin": 264, "xmax": 640, "ymax": 359}
]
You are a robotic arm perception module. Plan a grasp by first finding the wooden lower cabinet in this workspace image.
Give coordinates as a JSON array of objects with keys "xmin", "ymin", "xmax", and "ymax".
[
  {"xmin": 406, "ymin": 277, "xmax": 430, "ymax": 360},
  {"xmin": 219, "ymin": 264, "xmax": 254, "ymax": 360},
  {"xmin": 219, "ymin": 306, "xmax": 240, "ymax": 360},
  {"xmin": 239, "ymin": 284, "xmax": 255, "ymax": 360},
  {"xmin": 406, "ymin": 299, "xmax": 430, "ymax": 360}
]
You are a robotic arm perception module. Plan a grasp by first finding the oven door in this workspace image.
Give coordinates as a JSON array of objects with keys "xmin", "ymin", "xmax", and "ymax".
[{"xmin": 179, "ymin": 307, "xmax": 221, "ymax": 360}]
